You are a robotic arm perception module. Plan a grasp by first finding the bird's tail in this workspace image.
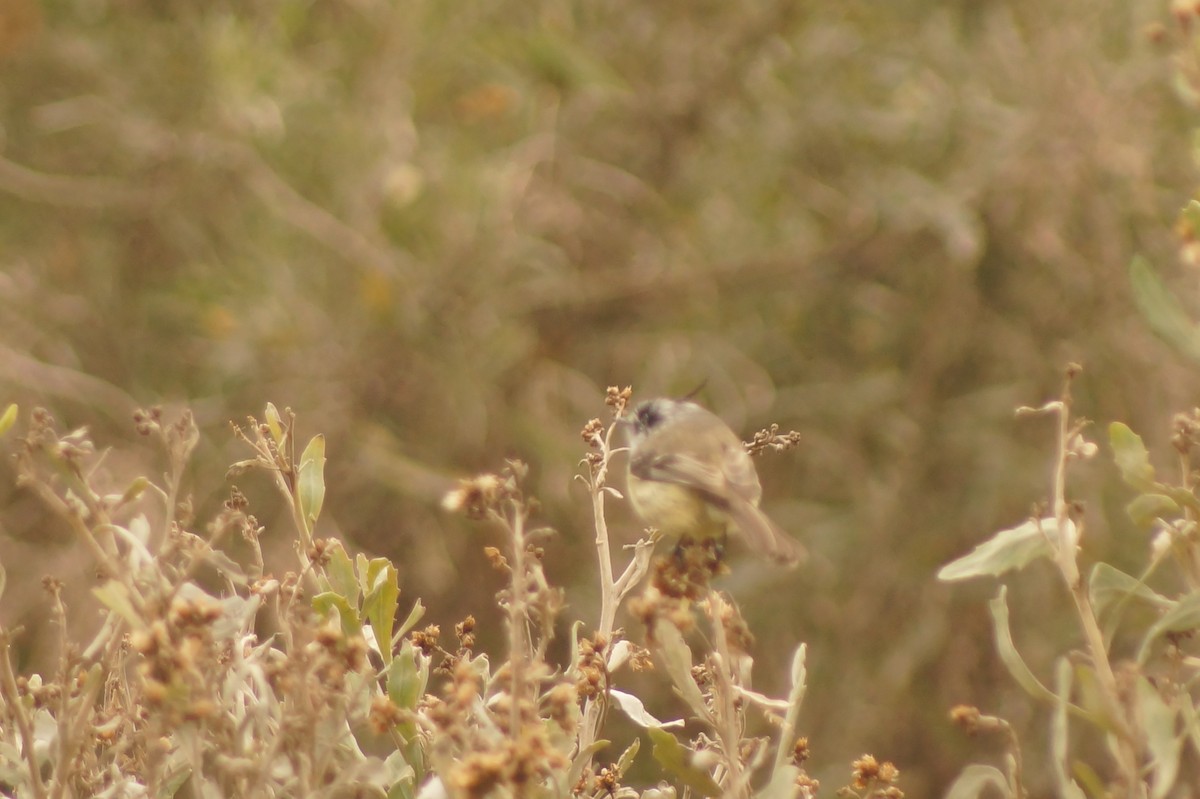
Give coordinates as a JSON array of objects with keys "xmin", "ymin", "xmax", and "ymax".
[{"xmin": 730, "ymin": 500, "xmax": 806, "ymax": 567}]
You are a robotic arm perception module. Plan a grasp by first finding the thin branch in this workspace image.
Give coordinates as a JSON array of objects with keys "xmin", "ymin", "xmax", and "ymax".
[{"xmin": 0, "ymin": 631, "xmax": 49, "ymax": 799}]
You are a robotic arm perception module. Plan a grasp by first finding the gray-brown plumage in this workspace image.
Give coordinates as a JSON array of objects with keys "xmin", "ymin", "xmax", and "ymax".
[{"xmin": 625, "ymin": 398, "xmax": 804, "ymax": 566}]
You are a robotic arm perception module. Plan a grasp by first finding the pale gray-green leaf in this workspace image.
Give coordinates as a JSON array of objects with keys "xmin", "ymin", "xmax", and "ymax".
[
  {"xmin": 298, "ymin": 434, "xmax": 326, "ymax": 527},
  {"xmin": 1138, "ymin": 590, "xmax": 1200, "ymax": 664},
  {"xmin": 610, "ymin": 689, "xmax": 684, "ymax": 729},
  {"xmin": 1138, "ymin": 676, "xmax": 1181, "ymax": 799},
  {"xmin": 1051, "ymin": 659, "xmax": 1087, "ymax": 799},
  {"xmin": 1089, "ymin": 563, "xmax": 1171, "ymax": 632},
  {"xmin": 264, "ymin": 402, "xmax": 285, "ymax": 446},
  {"xmin": 1129, "ymin": 256, "xmax": 1200, "ymax": 364},
  {"xmin": 773, "ymin": 643, "xmax": 808, "ymax": 775},
  {"xmin": 1109, "ymin": 420, "xmax": 1157, "ymax": 490},
  {"xmin": 652, "ymin": 620, "xmax": 710, "ymax": 722},
  {"xmin": 647, "ymin": 728, "xmax": 722, "ymax": 797},
  {"xmin": 938, "ymin": 518, "xmax": 1059, "ymax": 582},
  {"xmin": 943, "ymin": 765, "xmax": 1013, "ymax": 799},
  {"xmin": 92, "ymin": 580, "xmax": 142, "ymax": 627},
  {"xmin": 988, "ymin": 587, "xmax": 1058, "ymax": 704},
  {"xmin": 615, "ymin": 737, "xmax": 640, "ymax": 776},
  {"xmin": 1125, "ymin": 493, "xmax": 1179, "ymax": 527},
  {"xmin": 755, "ymin": 764, "xmax": 800, "ymax": 799}
]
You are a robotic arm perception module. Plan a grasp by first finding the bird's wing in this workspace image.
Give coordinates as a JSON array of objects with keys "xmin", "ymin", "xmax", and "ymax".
[
  {"xmin": 630, "ymin": 443, "xmax": 762, "ymax": 507},
  {"xmin": 718, "ymin": 444, "xmax": 763, "ymax": 505},
  {"xmin": 630, "ymin": 451, "xmax": 728, "ymax": 502}
]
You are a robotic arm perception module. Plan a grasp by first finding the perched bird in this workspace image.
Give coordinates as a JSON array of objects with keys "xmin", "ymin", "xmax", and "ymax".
[{"xmin": 624, "ymin": 398, "xmax": 804, "ymax": 566}]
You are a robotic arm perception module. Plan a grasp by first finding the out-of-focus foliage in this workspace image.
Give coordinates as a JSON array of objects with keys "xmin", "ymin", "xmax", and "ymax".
[{"xmin": 0, "ymin": 0, "xmax": 1197, "ymax": 793}]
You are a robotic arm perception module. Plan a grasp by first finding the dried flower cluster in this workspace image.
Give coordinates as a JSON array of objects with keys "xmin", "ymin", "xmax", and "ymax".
[
  {"xmin": 744, "ymin": 423, "xmax": 803, "ymax": 457},
  {"xmin": 838, "ymin": 754, "xmax": 903, "ymax": 799}
]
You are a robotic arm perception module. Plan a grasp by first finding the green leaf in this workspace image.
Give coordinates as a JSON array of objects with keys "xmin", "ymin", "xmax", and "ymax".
[
  {"xmin": 387, "ymin": 641, "xmax": 429, "ymax": 711},
  {"xmin": 118, "ymin": 476, "xmax": 150, "ymax": 507},
  {"xmin": 1138, "ymin": 590, "xmax": 1200, "ymax": 664},
  {"xmin": 988, "ymin": 587, "xmax": 1056, "ymax": 703},
  {"xmin": 357, "ymin": 553, "xmax": 371, "ymax": 595},
  {"xmin": 364, "ymin": 558, "xmax": 401, "ymax": 665},
  {"xmin": 1071, "ymin": 664, "xmax": 1125, "ymax": 737},
  {"xmin": 384, "ymin": 752, "xmax": 417, "ymax": 799},
  {"xmin": 938, "ymin": 518, "xmax": 1060, "ymax": 582},
  {"xmin": 610, "ymin": 689, "xmax": 683, "ymax": 729},
  {"xmin": 1125, "ymin": 493, "xmax": 1179, "ymax": 527},
  {"xmin": 1088, "ymin": 563, "xmax": 1171, "ymax": 623},
  {"xmin": 569, "ymin": 740, "xmax": 612, "ymax": 788},
  {"xmin": 1051, "ymin": 659, "xmax": 1087, "ymax": 799},
  {"xmin": 943, "ymin": 765, "xmax": 1013, "ymax": 799},
  {"xmin": 1070, "ymin": 761, "xmax": 1106, "ymax": 799},
  {"xmin": 1109, "ymin": 422, "xmax": 1157, "ymax": 491},
  {"xmin": 1129, "ymin": 256, "xmax": 1200, "ymax": 363},
  {"xmin": 264, "ymin": 402, "xmax": 285, "ymax": 446},
  {"xmin": 394, "ymin": 600, "xmax": 426, "ymax": 644},
  {"xmin": 1138, "ymin": 676, "xmax": 1181, "ymax": 799},
  {"xmin": 615, "ymin": 737, "xmax": 640, "ymax": 776},
  {"xmin": 158, "ymin": 763, "xmax": 193, "ymax": 798},
  {"xmin": 647, "ymin": 728, "xmax": 723, "ymax": 798},
  {"xmin": 387, "ymin": 775, "xmax": 414, "ymax": 799},
  {"xmin": 323, "ymin": 540, "xmax": 359, "ymax": 603},
  {"xmin": 1159, "ymin": 485, "xmax": 1200, "ymax": 513},
  {"xmin": 0, "ymin": 403, "xmax": 17, "ymax": 437},
  {"xmin": 568, "ymin": 620, "xmax": 584, "ymax": 673},
  {"xmin": 773, "ymin": 644, "xmax": 807, "ymax": 774},
  {"xmin": 203, "ymin": 549, "xmax": 248, "ymax": 586},
  {"xmin": 312, "ymin": 591, "xmax": 360, "ymax": 635},
  {"xmin": 755, "ymin": 765, "xmax": 801, "ymax": 799},
  {"xmin": 651, "ymin": 620, "xmax": 710, "ymax": 721},
  {"xmin": 211, "ymin": 594, "xmax": 260, "ymax": 641},
  {"xmin": 298, "ymin": 434, "xmax": 326, "ymax": 528},
  {"xmin": 93, "ymin": 581, "xmax": 142, "ymax": 627}
]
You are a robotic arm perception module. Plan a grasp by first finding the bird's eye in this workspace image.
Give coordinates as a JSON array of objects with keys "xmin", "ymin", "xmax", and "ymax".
[{"xmin": 636, "ymin": 404, "xmax": 662, "ymax": 431}]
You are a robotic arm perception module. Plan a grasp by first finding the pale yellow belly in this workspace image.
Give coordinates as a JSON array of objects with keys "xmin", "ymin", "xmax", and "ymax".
[{"xmin": 627, "ymin": 476, "xmax": 730, "ymax": 540}]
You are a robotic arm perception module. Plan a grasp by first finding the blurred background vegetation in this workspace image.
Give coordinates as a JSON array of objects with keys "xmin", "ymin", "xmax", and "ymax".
[{"xmin": 1, "ymin": 0, "xmax": 1199, "ymax": 794}]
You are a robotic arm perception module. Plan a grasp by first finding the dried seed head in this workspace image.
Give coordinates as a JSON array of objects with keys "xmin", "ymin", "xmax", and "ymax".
[
  {"xmin": 581, "ymin": 418, "xmax": 604, "ymax": 447},
  {"xmin": 948, "ymin": 704, "xmax": 982, "ymax": 733},
  {"xmin": 484, "ymin": 546, "xmax": 509, "ymax": 571},
  {"xmin": 605, "ymin": 386, "xmax": 633, "ymax": 417},
  {"xmin": 368, "ymin": 696, "xmax": 404, "ymax": 734},
  {"xmin": 792, "ymin": 736, "xmax": 811, "ymax": 765},
  {"xmin": 795, "ymin": 771, "xmax": 821, "ymax": 798},
  {"xmin": 307, "ymin": 538, "xmax": 333, "ymax": 567},
  {"xmin": 745, "ymin": 423, "xmax": 803, "ymax": 456},
  {"xmin": 410, "ymin": 625, "xmax": 441, "ymax": 656},
  {"xmin": 442, "ymin": 473, "xmax": 507, "ymax": 518},
  {"xmin": 544, "ymin": 682, "xmax": 579, "ymax": 732},
  {"xmin": 455, "ymin": 615, "xmax": 477, "ymax": 649},
  {"xmin": 851, "ymin": 754, "xmax": 880, "ymax": 788}
]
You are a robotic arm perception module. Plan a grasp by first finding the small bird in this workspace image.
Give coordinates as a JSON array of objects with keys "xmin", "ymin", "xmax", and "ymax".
[{"xmin": 624, "ymin": 398, "xmax": 804, "ymax": 566}]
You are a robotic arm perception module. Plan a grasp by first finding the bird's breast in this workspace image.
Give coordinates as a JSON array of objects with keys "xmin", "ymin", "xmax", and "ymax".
[{"xmin": 627, "ymin": 475, "xmax": 729, "ymax": 539}]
